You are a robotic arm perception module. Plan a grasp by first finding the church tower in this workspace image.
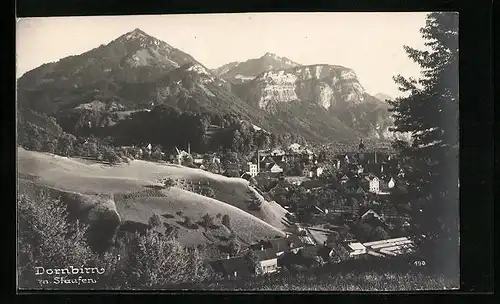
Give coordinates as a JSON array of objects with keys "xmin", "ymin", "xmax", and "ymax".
[
  {"xmin": 358, "ymin": 138, "xmax": 365, "ymax": 151},
  {"xmin": 358, "ymin": 138, "xmax": 365, "ymax": 162}
]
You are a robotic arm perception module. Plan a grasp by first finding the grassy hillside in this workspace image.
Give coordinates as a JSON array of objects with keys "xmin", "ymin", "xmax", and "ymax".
[{"xmin": 17, "ymin": 148, "xmax": 286, "ymax": 249}]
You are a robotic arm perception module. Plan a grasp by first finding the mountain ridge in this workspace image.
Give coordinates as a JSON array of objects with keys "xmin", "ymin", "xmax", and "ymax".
[
  {"xmin": 212, "ymin": 52, "xmax": 301, "ymax": 84},
  {"xmin": 17, "ymin": 28, "xmax": 394, "ymax": 143}
]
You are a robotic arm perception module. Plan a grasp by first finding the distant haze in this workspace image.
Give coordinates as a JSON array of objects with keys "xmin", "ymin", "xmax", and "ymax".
[{"xmin": 16, "ymin": 13, "xmax": 429, "ymax": 98}]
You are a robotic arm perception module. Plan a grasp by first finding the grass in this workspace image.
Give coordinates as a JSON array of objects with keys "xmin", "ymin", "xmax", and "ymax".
[
  {"xmin": 206, "ymin": 271, "xmax": 457, "ymax": 291},
  {"xmin": 193, "ymin": 253, "xmax": 459, "ymax": 291},
  {"xmin": 17, "ymin": 147, "xmax": 286, "ymax": 250},
  {"xmin": 114, "ymin": 187, "xmax": 285, "ymax": 247},
  {"xmin": 17, "ymin": 147, "xmax": 289, "ymax": 229}
]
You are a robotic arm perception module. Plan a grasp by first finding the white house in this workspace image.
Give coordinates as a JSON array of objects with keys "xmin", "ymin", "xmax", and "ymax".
[
  {"xmin": 333, "ymin": 159, "xmax": 341, "ymax": 170},
  {"xmin": 347, "ymin": 242, "xmax": 367, "ymax": 257},
  {"xmin": 246, "ymin": 162, "xmax": 259, "ymax": 177},
  {"xmin": 388, "ymin": 177, "xmax": 395, "ymax": 188},
  {"xmin": 254, "ymin": 248, "xmax": 279, "ymax": 275},
  {"xmin": 357, "ymin": 165, "xmax": 364, "ymax": 174},
  {"xmin": 270, "ymin": 163, "xmax": 284, "ymax": 173},
  {"xmin": 193, "ymin": 154, "xmax": 204, "ymax": 164},
  {"xmin": 288, "ymin": 143, "xmax": 302, "ymax": 153},
  {"xmin": 316, "ymin": 167, "xmax": 324, "ymax": 177},
  {"xmin": 365, "ymin": 176, "xmax": 380, "ymax": 193}
]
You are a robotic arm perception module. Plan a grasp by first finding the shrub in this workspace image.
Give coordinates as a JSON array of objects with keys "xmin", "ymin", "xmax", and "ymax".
[
  {"xmin": 17, "ymin": 191, "xmax": 213, "ymax": 290},
  {"xmin": 122, "ymin": 230, "xmax": 212, "ymax": 288},
  {"xmin": 103, "ymin": 149, "xmax": 120, "ymax": 165},
  {"xmin": 152, "ymin": 149, "xmax": 163, "ymax": 161},
  {"xmin": 182, "ymin": 216, "xmax": 197, "ymax": 229},
  {"xmin": 371, "ymin": 226, "xmax": 389, "ymax": 240},
  {"xmin": 148, "ymin": 213, "xmax": 162, "ymax": 228},
  {"xmin": 200, "ymin": 186, "xmax": 216, "ymax": 198},
  {"xmin": 201, "ymin": 213, "xmax": 214, "ymax": 228},
  {"xmin": 221, "ymin": 214, "xmax": 230, "ymax": 229},
  {"xmin": 164, "ymin": 178, "xmax": 176, "ymax": 189},
  {"xmin": 43, "ymin": 139, "xmax": 57, "ymax": 154},
  {"xmin": 17, "ymin": 192, "xmax": 109, "ymax": 288},
  {"xmin": 227, "ymin": 239, "xmax": 241, "ymax": 256}
]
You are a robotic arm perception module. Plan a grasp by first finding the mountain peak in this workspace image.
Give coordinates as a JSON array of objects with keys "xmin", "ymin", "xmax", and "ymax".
[
  {"xmin": 121, "ymin": 28, "xmax": 150, "ymax": 41},
  {"xmin": 263, "ymin": 52, "xmax": 277, "ymax": 58}
]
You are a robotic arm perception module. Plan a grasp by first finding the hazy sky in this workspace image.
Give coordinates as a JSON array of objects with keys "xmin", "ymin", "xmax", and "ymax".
[{"xmin": 16, "ymin": 13, "xmax": 429, "ymax": 98}]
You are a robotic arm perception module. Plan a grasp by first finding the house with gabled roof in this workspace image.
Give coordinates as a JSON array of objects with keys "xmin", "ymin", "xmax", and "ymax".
[
  {"xmin": 209, "ymin": 256, "xmax": 253, "ymax": 279},
  {"xmin": 252, "ymin": 247, "xmax": 279, "ymax": 275},
  {"xmin": 269, "ymin": 235, "xmax": 305, "ymax": 256},
  {"xmin": 340, "ymin": 174, "xmax": 350, "ymax": 184},
  {"xmin": 388, "ymin": 177, "xmax": 396, "ymax": 188},
  {"xmin": 269, "ymin": 163, "xmax": 284, "ymax": 174},
  {"xmin": 364, "ymin": 175, "xmax": 380, "ymax": 193},
  {"xmin": 356, "ymin": 187, "xmax": 366, "ymax": 195}
]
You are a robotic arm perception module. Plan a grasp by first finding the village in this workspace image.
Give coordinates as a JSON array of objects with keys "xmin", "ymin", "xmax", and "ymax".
[{"xmin": 116, "ymin": 139, "xmax": 416, "ymax": 280}]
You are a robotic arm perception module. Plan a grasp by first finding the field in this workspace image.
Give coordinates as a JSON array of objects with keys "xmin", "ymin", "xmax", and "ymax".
[{"xmin": 17, "ymin": 148, "xmax": 287, "ymax": 249}]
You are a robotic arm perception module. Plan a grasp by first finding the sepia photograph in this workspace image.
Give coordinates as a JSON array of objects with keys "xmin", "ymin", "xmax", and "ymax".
[{"xmin": 16, "ymin": 12, "xmax": 459, "ymax": 291}]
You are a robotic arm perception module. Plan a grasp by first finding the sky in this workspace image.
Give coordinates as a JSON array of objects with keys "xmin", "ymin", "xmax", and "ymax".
[{"xmin": 16, "ymin": 12, "xmax": 429, "ymax": 98}]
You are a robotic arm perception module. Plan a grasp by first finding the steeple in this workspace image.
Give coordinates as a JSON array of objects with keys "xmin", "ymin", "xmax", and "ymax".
[{"xmin": 358, "ymin": 138, "xmax": 365, "ymax": 151}]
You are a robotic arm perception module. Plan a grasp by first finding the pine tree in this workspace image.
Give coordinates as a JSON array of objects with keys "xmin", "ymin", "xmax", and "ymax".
[{"xmin": 388, "ymin": 12, "xmax": 458, "ymax": 276}]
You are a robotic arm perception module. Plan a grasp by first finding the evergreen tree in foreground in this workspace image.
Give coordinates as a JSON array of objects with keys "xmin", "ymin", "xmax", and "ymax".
[{"xmin": 388, "ymin": 12, "xmax": 459, "ymax": 277}]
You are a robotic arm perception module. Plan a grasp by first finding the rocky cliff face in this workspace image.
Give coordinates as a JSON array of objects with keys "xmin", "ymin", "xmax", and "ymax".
[
  {"xmin": 213, "ymin": 52, "xmax": 300, "ymax": 84},
  {"xmin": 235, "ymin": 64, "xmax": 366, "ymax": 110}
]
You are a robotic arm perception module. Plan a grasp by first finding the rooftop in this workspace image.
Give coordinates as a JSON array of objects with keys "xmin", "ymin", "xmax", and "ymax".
[
  {"xmin": 348, "ymin": 242, "xmax": 366, "ymax": 251},
  {"xmin": 269, "ymin": 235, "xmax": 305, "ymax": 252},
  {"xmin": 209, "ymin": 256, "xmax": 252, "ymax": 277},
  {"xmin": 253, "ymin": 248, "xmax": 278, "ymax": 261}
]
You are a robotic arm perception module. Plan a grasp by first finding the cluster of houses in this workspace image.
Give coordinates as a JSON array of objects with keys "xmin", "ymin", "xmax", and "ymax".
[
  {"xmin": 209, "ymin": 232, "xmax": 415, "ymax": 279},
  {"xmin": 208, "ymin": 234, "xmax": 338, "ymax": 279},
  {"xmin": 241, "ymin": 140, "xmax": 404, "ymax": 195},
  {"xmin": 128, "ymin": 140, "xmax": 404, "ymax": 197}
]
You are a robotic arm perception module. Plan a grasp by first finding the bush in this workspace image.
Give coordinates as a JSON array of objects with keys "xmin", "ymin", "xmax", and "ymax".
[
  {"xmin": 103, "ymin": 149, "xmax": 120, "ymax": 165},
  {"xmin": 227, "ymin": 239, "xmax": 241, "ymax": 256},
  {"xmin": 148, "ymin": 213, "xmax": 162, "ymax": 228},
  {"xmin": 122, "ymin": 230, "xmax": 212, "ymax": 288},
  {"xmin": 221, "ymin": 214, "xmax": 230, "ymax": 229},
  {"xmin": 371, "ymin": 226, "xmax": 389, "ymax": 240},
  {"xmin": 17, "ymin": 190, "xmax": 213, "ymax": 289},
  {"xmin": 201, "ymin": 213, "xmax": 214, "ymax": 228},
  {"xmin": 17, "ymin": 192, "xmax": 110, "ymax": 288},
  {"xmin": 164, "ymin": 178, "xmax": 176, "ymax": 188},
  {"xmin": 200, "ymin": 186, "xmax": 216, "ymax": 198}
]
